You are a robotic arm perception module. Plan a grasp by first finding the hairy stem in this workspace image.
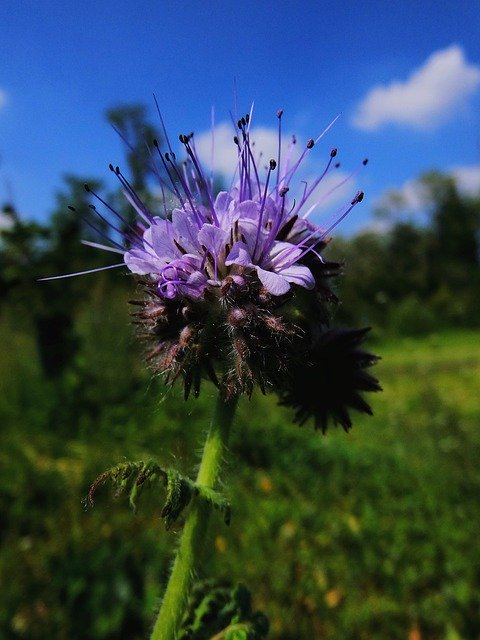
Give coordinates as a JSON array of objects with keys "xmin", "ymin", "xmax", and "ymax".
[{"xmin": 150, "ymin": 392, "xmax": 238, "ymax": 640}]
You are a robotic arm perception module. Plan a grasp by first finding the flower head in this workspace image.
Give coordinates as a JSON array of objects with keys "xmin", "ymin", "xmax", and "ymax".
[
  {"xmin": 278, "ymin": 328, "xmax": 382, "ymax": 433},
  {"xmin": 50, "ymin": 106, "xmax": 379, "ymax": 428}
]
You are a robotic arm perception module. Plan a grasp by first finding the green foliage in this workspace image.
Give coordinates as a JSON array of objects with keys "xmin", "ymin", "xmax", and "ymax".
[
  {"xmin": 386, "ymin": 295, "xmax": 436, "ymax": 336},
  {"xmin": 1, "ymin": 272, "xmax": 480, "ymax": 639},
  {"xmin": 178, "ymin": 580, "xmax": 269, "ymax": 639},
  {"xmin": 329, "ymin": 171, "xmax": 480, "ymax": 335},
  {"xmin": 2, "ymin": 121, "xmax": 480, "ymax": 638},
  {"xmin": 88, "ymin": 460, "xmax": 231, "ymax": 530}
]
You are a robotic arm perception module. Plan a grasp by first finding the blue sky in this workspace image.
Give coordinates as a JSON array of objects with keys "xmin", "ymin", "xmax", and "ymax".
[{"xmin": 1, "ymin": 0, "xmax": 479, "ymax": 234}]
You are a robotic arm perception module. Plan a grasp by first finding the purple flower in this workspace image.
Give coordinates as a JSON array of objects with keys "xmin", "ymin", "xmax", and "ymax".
[
  {"xmin": 75, "ymin": 113, "xmax": 364, "ymax": 304},
  {"xmin": 45, "ymin": 106, "xmax": 378, "ymax": 418}
]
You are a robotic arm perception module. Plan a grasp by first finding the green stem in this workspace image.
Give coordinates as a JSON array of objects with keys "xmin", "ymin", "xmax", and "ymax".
[{"xmin": 150, "ymin": 392, "xmax": 239, "ymax": 640}]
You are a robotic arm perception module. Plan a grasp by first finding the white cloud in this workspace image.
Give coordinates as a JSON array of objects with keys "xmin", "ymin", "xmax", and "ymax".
[
  {"xmin": 351, "ymin": 45, "xmax": 480, "ymax": 131},
  {"xmin": 0, "ymin": 212, "xmax": 15, "ymax": 232},
  {"xmin": 452, "ymin": 165, "xmax": 480, "ymax": 195},
  {"xmin": 375, "ymin": 164, "xmax": 480, "ymax": 217},
  {"xmin": 376, "ymin": 178, "xmax": 424, "ymax": 213}
]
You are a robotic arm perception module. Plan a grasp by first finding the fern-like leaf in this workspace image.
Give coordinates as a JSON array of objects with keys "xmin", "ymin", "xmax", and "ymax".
[
  {"xmin": 87, "ymin": 460, "xmax": 231, "ymax": 530},
  {"xmin": 178, "ymin": 580, "xmax": 269, "ymax": 639}
]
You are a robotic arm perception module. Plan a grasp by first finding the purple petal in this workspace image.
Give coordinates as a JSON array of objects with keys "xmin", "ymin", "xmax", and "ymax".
[
  {"xmin": 197, "ymin": 224, "xmax": 229, "ymax": 257},
  {"xmin": 182, "ymin": 271, "xmax": 209, "ymax": 298},
  {"xmin": 214, "ymin": 191, "xmax": 233, "ymax": 212},
  {"xmin": 149, "ymin": 220, "xmax": 177, "ymax": 259},
  {"xmin": 277, "ymin": 263, "xmax": 315, "ymax": 289},
  {"xmin": 255, "ymin": 266, "xmax": 291, "ymax": 295},
  {"xmin": 225, "ymin": 241, "xmax": 254, "ymax": 268},
  {"xmin": 267, "ymin": 241, "xmax": 302, "ymax": 269},
  {"xmin": 124, "ymin": 249, "xmax": 163, "ymax": 274},
  {"xmin": 171, "ymin": 208, "xmax": 201, "ymax": 252},
  {"xmin": 236, "ymin": 200, "xmax": 260, "ymax": 220}
]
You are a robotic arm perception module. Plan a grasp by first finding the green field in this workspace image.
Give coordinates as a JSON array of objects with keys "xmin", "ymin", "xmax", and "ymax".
[{"xmin": 1, "ymin": 306, "xmax": 480, "ymax": 638}]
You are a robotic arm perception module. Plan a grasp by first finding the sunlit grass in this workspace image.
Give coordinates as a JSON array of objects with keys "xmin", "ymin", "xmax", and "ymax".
[{"xmin": 2, "ymin": 322, "xmax": 479, "ymax": 639}]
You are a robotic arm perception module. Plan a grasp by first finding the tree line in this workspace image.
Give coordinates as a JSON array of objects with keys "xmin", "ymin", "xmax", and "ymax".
[
  {"xmin": 329, "ymin": 172, "xmax": 480, "ymax": 336},
  {"xmin": 1, "ymin": 104, "xmax": 479, "ymax": 381}
]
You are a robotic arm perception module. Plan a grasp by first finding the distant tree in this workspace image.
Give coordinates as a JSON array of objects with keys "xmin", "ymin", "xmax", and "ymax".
[
  {"xmin": 385, "ymin": 222, "xmax": 430, "ymax": 300},
  {"xmin": 326, "ymin": 232, "xmax": 389, "ymax": 327},
  {"xmin": 0, "ymin": 202, "xmax": 48, "ymax": 305},
  {"xmin": 343, "ymin": 170, "xmax": 480, "ymax": 331},
  {"xmin": 0, "ymin": 176, "xmax": 115, "ymax": 377},
  {"xmin": 419, "ymin": 172, "xmax": 480, "ymax": 286}
]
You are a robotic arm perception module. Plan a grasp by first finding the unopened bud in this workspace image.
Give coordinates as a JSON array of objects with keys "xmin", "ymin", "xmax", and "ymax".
[
  {"xmin": 179, "ymin": 325, "xmax": 194, "ymax": 348},
  {"xmin": 228, "ymin": 308, "xmax": 248, "ymax": 327}
]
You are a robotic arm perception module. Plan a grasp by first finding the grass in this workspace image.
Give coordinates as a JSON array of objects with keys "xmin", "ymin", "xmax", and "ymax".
[{"xmin": 1, "ymin": 311, "xmax": 479, "ymax": 639}]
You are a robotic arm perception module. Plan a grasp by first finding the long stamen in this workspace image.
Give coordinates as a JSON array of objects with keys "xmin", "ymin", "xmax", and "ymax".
[
  {"xmin": 110, "ymin": 165, "xmax": 154, "ymax": 224},
  {"xmin": 39, "ymin": 263, "xmax": 124, "ymax": 281},
  {"xmin": 276, "ymin": 109, "xmax": 283, "ymax": 193},
  {"xmin": 81, "ymin": 240, "xmax": 124, "ymax": 254},
  {"xmin": 181, "ymin": 135, "xmax": 218, "ymax": 225},
  {"xmin": 153, "ymin": 139, "xmax": 186, "ymax": 209},
  {"xmin": 281, "ymin": 137, "xmax": 312, "ymax": 190},
  {"xmin": 243, "ymin": 128, "xmax": 261, "ymax": 197},
  {"xmin": 298, "ymin": 192, "xmax": 364, "ymax": 263},
  {"xmin": 67, "ymin": 205, "xmax": 125, "ymax": 251},
  {"xmin": 146, "ymin": 145, "xmax": 171, "ymax": 217},
  {"xmin": 277, "ymin": 191, "xmax": 364, "ymax": 270},
  {"xmin": 293, "ymin": 147, "xmax": 337, "ymax": 214},
  {"xmin": 259, "ymin": 186, "xmax": 289, "ymax": 262},
  {"xmin": 84, "ymin": 184, "xmax": 152, "ymax": 249},
  {"xmin": 302, "ymin": 158, "xmax": 368, "ymax": 220},
  {"xmin": 166, "ymin": 142, "xmax": 204, "ymax": 228},
  {"xmin": 317, "ymin": 191, "xmax": 364, "ymax": 240},
  {"xmin": 253, "ymin": 159, "xmax": 276, "ymax": 260},
  {"xmin": 153, "ymin": 94, "xmax": 175, "ymax": 156},
  {"xmin": 209, "ymin": 106, "xmax": 215, "ymax": 190}
]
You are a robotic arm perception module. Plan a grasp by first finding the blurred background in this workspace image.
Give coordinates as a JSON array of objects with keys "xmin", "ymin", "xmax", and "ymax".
[{"xmin": 1, "ymin": 2, "xmax": 480, "ymax": 638}]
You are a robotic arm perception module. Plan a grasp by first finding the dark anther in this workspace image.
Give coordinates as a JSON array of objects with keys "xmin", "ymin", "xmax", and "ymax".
[
  {"xmin": 352, "ymin": 191, "xmax": 364, "ymax": 204},
  {"xmin": 363, "ymin": 158, "xmax": 369, "ymax": 166},
  {"xmin": 67, "ymin": 205, "xmax": 76, "ymax": 212},
  {"xmin": 245, "ymin": 113, "xmax": 250, "ymax": 123},
  {"xmin": 173, "ymin": 239, "xmax": 187, "ymax": 255},
  {"xmin": 115, "ymin": 166, "xmax": 120, "ymax": 174},
  {"xmin": 241, "ymin": 116, "xmax": 246, "ymax": 126},
  {"xmin": 307, "ymin": 139, "xmax": 315, "ymax": 149},
  {"xmin": 269, "ymin": 159, "xmax": 277, "ymax": 170},
  {"xmin": 165, "ymin": 152, "xmax": 170, "ymax": 161},
  {"xmin": 277, "ymin": 109, "xmax": 284, "ymax": 118},
  {"xmin": 109, "ymin": 163, "xmax": 114, "ymax": 171},
  {"xmin": 233, "ymin": 136, "xmax": 239, "ymax": 145},
  {"xmin": 279, "ymin": 186, "xmax": 289, "ymax": 197},
  {"xmin": 153, "ymin": 138, "xmax": 159, "ymax": 147},
  {"xmin": 84, "ymin": 183, "xmax": 91, "ymax": 192},
  {"xmin": 237, "ymin": 119, "xmax": 242, "ymax": 129},
  {"xmin": 330, "ymin": 148, "xmax": 337, "ymax": 157},
  {"xmin": 88, "ymin": 204, "xmax": 97, "ymax": 210},
  {"xmin": 277, "ymin": 214, "xmax": 298, "ymax": 240},
  {"xmin": 335, "ymin": 162, "xmax": 341, "ymax": 169}
]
